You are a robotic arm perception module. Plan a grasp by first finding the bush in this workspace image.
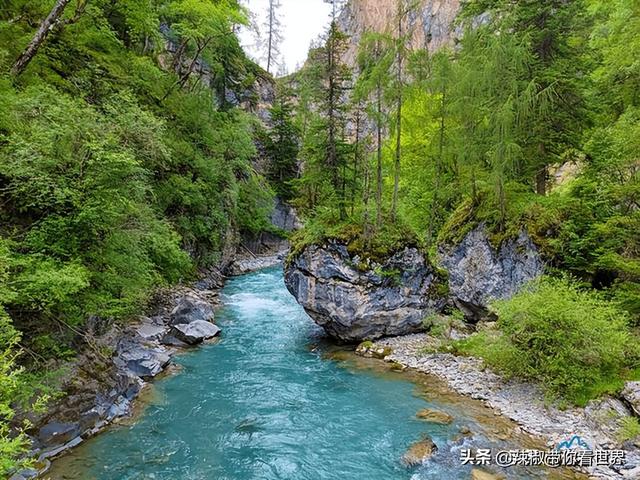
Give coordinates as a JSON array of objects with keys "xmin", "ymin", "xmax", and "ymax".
[{"xmin": 454, "ymin": 276, "xmax": 636, "ymax": 406}]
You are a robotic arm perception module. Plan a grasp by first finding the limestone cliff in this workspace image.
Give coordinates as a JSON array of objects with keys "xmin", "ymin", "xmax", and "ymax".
[{"xmin": 338, "ymin": 0, "xmax": 462, "ymax": 66}]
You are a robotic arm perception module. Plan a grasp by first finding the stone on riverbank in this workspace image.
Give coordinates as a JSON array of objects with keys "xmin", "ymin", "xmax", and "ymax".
[
  {"xmin": 170, "ymin": 295, "xmax": 214, "ymax": 325},
  {"xmin": 401, "ymin": 435, "xmax": 438, "ymax": 466},
  {"xmin": 37, "ymin": 422, "xmax": 80, "ymax": 448},
  {"xmin": 355, "ymin": 341, "xmax": 392, "ymax": 359},
  {"xmin": 416, "ymin": 408, "xmax": 453, "ymax": 425},
  {"xmin": 115, "ymin": 340, "xmax": 171, "ymax": 379},
  {"xmin": 171, "ymin": 321, "xmax": 220, "ymax": 345}
]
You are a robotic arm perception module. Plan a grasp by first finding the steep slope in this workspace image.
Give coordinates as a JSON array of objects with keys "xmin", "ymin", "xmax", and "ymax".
[{"xmin": 338, "ymin": 0, "xmax": 462, "ymax": 65}]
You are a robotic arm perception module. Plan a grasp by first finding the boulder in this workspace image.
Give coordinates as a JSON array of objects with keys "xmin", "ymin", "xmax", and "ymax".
[
  {"xmin": 115, "ymin": 340, "xmax": 171, "ymax": 378},
  {"xmin": 171, "ymin": 321, "xmax": 220, "ymax": 345},
  {"xmin": 584, "ymin": 396, "xmax": 634, "ymax": 443},
  {"xmin": 438, "ymin": 226, "xmax": 543, "ymax": 321},
  {"xmin": 402, "ymin": 435, "xmax": 438, "ymax": 466},
  {"xmin": 416, "ymin": 408, "xmax": 454, "ymax": 425},
  {"xmin": 170, "ymin": 295, "xmax": 214, "ymax": 326},
  {"xmin": 284, "ymin": 243, "xmax": 445, "ymax": 342},
  {"xmin": 37, "ymin": 422, "xmax": 80, "ymax": 448},
  {"xmin": 135, "ymin": 322, "xmax": 167, "ymax": 341}
]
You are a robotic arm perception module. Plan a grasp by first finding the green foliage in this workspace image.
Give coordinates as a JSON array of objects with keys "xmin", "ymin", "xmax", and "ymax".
[
  {"xmin": 454, "ymin": 276, "xmax": 637, "ymax": 406},
  {"xmin": 0, "ymin": 311, "xmax": 31, "ymax": 477},
  {"xmin": 0, "ymin": 0, "xmax": 275, "ymax": 467},
  {"xmin": 288, "ymin": 208, "xmax": 419, "ymax": 264},
  {"xmin": 618, "ymin": 417, "xmax": 640, "ymax": 443},
  {"xmin": 263, "ymin": 88, "xmax": 300, "ymax": 201}
]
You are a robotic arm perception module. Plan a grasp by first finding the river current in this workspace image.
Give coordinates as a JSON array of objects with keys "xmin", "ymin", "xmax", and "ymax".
[{"xmin": 48, "ymin": 267, "xmax": 576, "ymax": 480}]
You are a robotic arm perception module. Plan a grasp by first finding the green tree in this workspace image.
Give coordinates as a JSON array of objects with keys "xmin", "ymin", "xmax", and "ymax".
[{"xmin": 264, "ymin": 88, "xmax": 300, "ymax": 200}]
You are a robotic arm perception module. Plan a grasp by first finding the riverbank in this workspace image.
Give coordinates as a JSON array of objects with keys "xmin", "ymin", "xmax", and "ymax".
[{"xmin": 361, "ymin": 334, "xmax": 640, "ymax": 480}]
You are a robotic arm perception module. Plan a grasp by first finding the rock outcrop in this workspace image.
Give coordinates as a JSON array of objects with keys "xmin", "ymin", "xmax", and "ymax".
[
  {"xmin": 438, "ymin": 226, "xmax": 543, "ymax": 320},
  {"xmin": 169, "ymin": 295, "xmax": 215, "ymax": 325},
  {"xmin": 284, "ymin": 242, "xmax": 445, "ymax": 342},
  {"xmin": 338, "ymin": 0, "xmax": 463, "ymax": 68}
]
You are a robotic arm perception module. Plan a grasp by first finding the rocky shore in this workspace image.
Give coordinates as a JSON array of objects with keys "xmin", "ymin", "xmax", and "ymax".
[{"xmin": 360, "ymin": 333, "xmax": 640, "ymax": 480}]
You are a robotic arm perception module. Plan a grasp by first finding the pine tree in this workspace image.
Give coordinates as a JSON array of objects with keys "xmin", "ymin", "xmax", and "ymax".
[{"xmin": 265, "ymin": 88, "xmax": 300, "ymax": 201}]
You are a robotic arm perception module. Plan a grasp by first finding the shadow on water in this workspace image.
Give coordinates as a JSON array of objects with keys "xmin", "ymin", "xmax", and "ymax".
[{"xmin": 47, "ymin": 266, "xmax": 585, "ymax": 480}]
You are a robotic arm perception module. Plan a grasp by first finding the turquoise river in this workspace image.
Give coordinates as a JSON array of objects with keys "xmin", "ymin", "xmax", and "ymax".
[{"xmin": 48, "ymin": 267, "xmax": 580, "ymax": 480}]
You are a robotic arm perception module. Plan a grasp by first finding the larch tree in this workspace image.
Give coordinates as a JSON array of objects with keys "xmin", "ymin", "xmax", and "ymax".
[
  {"xmin": 263, "ymin": 0, "xmax": 283, "ymax": 74},
  {"xmin": 354, "ymin": 32, "xmax": 393, "ymax": 229}
]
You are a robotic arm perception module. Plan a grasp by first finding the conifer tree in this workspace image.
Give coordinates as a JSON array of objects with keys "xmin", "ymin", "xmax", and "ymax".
[{"xmin": 263, "ymin": 0, "xmax": 283, "ymax": 74}]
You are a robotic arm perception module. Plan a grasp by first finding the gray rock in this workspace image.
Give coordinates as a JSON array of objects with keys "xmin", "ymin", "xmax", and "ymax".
[
  {"xmin": 38, "ymin": 436, "xmax": 83, "ymax": 460},
  {"xmin": 621, "ymin": 382, "xmax": 640, "ymax": 416},
  {"xmin": 106, "ymin": 396, "xmax": 131, "ymax": 420},
  {"xmin": 161, "ymin": 334, "xmax": 190, "ymax": 348},
  {"xmin": 584, "ymin": 397, "xmax": 633, "ymax": 444},
  {"xmin": 270, "ymin": 198, "xmax": 302, "ymax": 232},
  {"xmin": 284, "ymin": 242, "xmax": 445, "ymax": 342},
  {"xmin": 136, "ymin": 322, "xmax": 167, "ymax": 341},
  {"xmin": 438, "ymin": 225, "xmax": 543, "ymax": 320},
  {"xmin": 170, "ymin": 295, "xmax": 214, "ymax": 326},
  {"xmin": 38, "ymin": 422, "xmax": 80, "ymax": 448},
  {"xmin": 115, "ymin": 340, "xmax": 171, "ymax": 378},
  {"xmin": 171, "ymin": 321, "xmax": 221, "ymax": 345}
]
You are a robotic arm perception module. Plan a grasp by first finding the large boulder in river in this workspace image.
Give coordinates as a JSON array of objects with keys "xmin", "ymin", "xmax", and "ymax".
[
  {"xmin": 170, "ymin": 294, "xmax": 214, "ymax": 325},
  {"xmin": 171, "ymin": 320, "xmax": 220, "ymax": 345},
  {"xmin": 284, "ymin": 242, "xmax": 445, "ymax": 342},
  {"xmin": 438, "ymin": 225, "xmax": 543, "ymax": 321}
]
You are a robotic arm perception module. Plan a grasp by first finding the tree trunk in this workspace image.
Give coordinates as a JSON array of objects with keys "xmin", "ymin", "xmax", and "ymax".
[
  {"xmin": 11, "ymin": 0, "xmax": 73, "ymax": 77},
  {"xmin": 350, "ymin": 108, "xmax": 361, "ymax": 216},
  {"xmin": 267, "ymin": 0, "xmax": 274, "ymax": 73},
  {"xmin": 536, "ymin": 142, "xmax": 547, "ymax": 195},
  {"xmin": 429, "ymin": 85, "xmax": 446, "ymax": 245},
  {"xmin": 391, "ymin": 3, "xmax": 403, "ymax": 222},
  {"xmin": 376, "ymin": 85, "xmax": 383, "ymax": 230}
]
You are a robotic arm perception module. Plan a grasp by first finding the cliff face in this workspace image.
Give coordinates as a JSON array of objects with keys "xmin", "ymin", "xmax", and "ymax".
[{"xmin": 338, "ymin": 0, "xmax": 462, "ymax": 66}]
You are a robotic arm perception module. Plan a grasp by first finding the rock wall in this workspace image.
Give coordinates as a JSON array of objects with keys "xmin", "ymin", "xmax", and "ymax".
[
  {"xmin": 438, "ymin": 226, "xmax": 544, "ymax": 320},
  {"xmin": 284, "ymin": 242, "xmax": 445, "ymax": 342},
  {"xmin": 338, "ymin": 0, "xmax": 462, "ymax": 67}
]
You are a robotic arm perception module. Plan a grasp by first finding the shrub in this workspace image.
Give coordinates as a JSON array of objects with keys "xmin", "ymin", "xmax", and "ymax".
[{"xmin": 454, "ymin": 276, "xmax": 636, "ymax": 406}]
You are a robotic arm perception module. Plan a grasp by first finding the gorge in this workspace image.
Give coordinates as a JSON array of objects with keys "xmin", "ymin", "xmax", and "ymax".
[{"xmin": 1, "ymin": 0, "xmax": 639, "ymax": 479}]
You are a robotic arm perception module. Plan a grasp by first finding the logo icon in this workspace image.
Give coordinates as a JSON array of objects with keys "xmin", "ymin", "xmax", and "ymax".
[{"xmin": 555, "ymin": 435, "xmax": 591, "ymax": 450}]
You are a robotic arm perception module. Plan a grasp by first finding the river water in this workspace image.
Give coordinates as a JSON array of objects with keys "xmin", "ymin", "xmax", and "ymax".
[{"xmin": 48, "ymin": 267, "xmax": 579, "ymax": 480}]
